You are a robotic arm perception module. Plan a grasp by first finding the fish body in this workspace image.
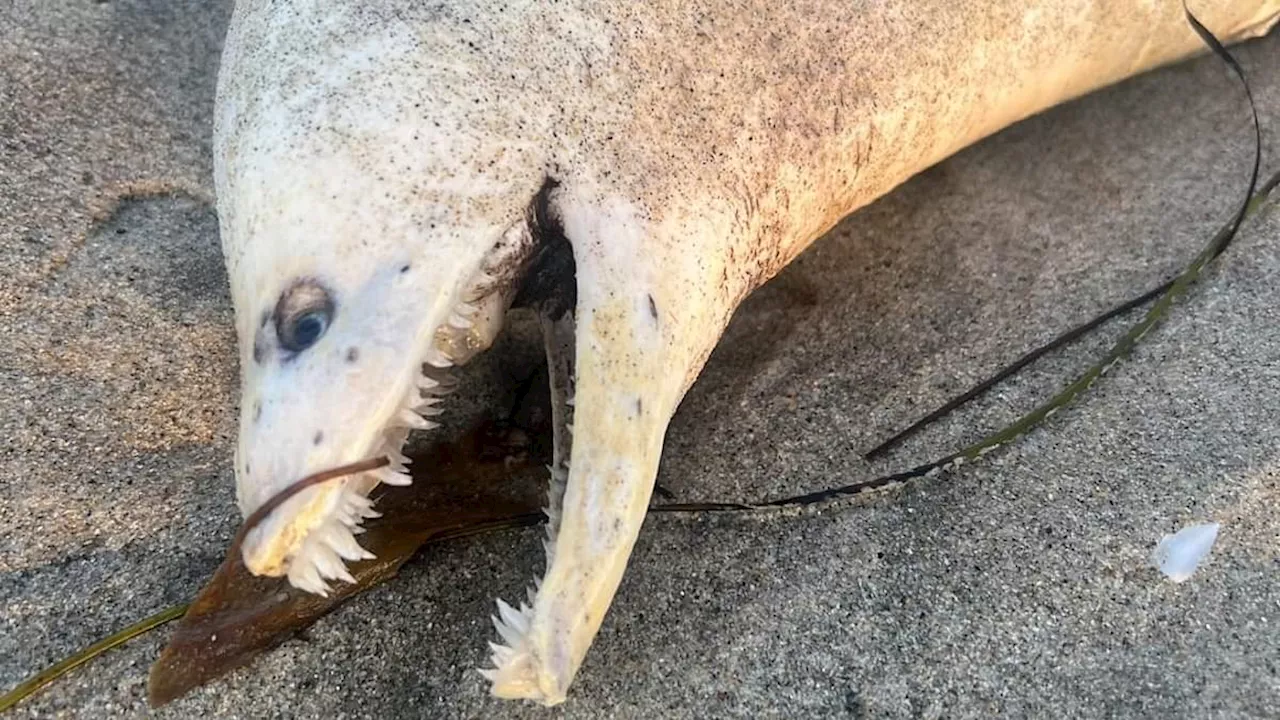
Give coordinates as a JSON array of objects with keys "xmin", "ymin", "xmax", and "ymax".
[{"xmin": 214, "ymin": 0, "xmax": 1280, "ymax": 704}]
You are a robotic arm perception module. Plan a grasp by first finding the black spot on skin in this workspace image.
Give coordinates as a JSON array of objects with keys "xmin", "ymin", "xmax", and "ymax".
[
  {"xmin": 647, "ymin": 294, "xmax": 658, "ymax": 321},
  {"xmin": 259, "ymin": 310, "xmax": 271, "ymax": 329},
  {"xmin": 635, "ymin": 398, "xmax": 643, "ymax": 415},
  {"xmin": 346, "ymin": 347, "xmax": 359, "ymax": 363},
  {"xmin": 252, "ymin": 337, "xmax": 265, "ymax": 365},
  {"xmin": 313, "ymin": 431, "xmax": 324, "ymax": 446},
  {"xmin": 400, "ymin": 264, "xmax": 411, "ymax": 273},
  {"xmin": 253, "ymin": 401, "xmax": 262, "ymax": 423},
  {"xmin": 244, "ymin": 462, "xmax": 250, "ymax": 476}
]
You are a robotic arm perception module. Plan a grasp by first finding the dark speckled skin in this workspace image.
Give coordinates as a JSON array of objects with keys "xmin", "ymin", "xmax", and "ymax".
[
  {"xmin": 218, "ymin": 0, "xmax": 1280, "ymax": 391},
  {"xmin": 213, "ymin": 0, "xmax": 1279, "ymax": 705}
]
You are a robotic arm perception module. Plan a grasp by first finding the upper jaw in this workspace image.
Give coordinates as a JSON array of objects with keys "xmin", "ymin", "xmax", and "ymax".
[
  {"xmin": 234, "ymin": 322, "xmax": 454, "ymax": 590},
  {"xmin": 234, "ymin": 221, "xmax": 540, "ymax": 593}
]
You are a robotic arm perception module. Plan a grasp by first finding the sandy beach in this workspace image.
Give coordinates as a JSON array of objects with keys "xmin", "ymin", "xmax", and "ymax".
[{"xmin": 2, "ymin": 1, "xmax": 1279, "ymax": 717}]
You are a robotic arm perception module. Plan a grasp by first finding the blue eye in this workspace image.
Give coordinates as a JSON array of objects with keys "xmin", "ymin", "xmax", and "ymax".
[
  {"xmin": 288, "ymin": 310, "xmax": 330, "ymax": 350},
  {"xmin": 274, "ymin": 280, "xmax": 335, "ymax": 354}
]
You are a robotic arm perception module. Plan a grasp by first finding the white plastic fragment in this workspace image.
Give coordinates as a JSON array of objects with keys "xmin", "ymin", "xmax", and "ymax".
[{"xmin": 1151, "ymin": 522, "xmax": 1221, "ymax": 583}]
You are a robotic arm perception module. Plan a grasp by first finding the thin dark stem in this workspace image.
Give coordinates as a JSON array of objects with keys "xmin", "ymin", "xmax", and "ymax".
[{"xmin": 227, "ymin": 456, "xmax": 392, "ymax": 562}]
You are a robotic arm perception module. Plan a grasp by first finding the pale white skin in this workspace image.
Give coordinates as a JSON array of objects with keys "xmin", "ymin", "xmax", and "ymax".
[{"xmin": 214, "ymin": 0, "xmax": 1280, "ymax": 705}]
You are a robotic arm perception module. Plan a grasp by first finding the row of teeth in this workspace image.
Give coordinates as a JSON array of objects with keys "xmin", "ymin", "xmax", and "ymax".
[
  {"xmin": 284, "ymin": 219, "xmax": 534, "ymax": 597},
  {"xmin": 455, "ymin": 227, "xmax": 547, "ymax": 673},
  {"xmin": 285, "ymin": 301, "xmax": 479, "ymax": 596},
  {"xmin": 478, "ymin": 475, "xmax": 569, "ymax": 681},
  {"xmin": 483, "ymin": 380, "xmax": 575, "ymax": 680}
]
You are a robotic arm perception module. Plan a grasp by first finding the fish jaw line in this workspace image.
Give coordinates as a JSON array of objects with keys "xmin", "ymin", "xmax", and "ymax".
[
  {"xmin": 236, "ymin": 302, "xmax": 458, "ymax": 593},
  {"xmin": 485, "ymin": 420, "xmax": 665, "ymax": 705},
  {"xmin": 481, "ymin": 191, "xmax": 729, "ymax": 705},
  {"xmin": 236, "ymin": 223, "xmax": 535, "ymax": 594}
]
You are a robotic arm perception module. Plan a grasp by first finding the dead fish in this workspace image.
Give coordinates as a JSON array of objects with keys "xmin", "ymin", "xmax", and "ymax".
[{"xmin": 213, "ymin": 0, "xmax": 1280, "ymax": 705}]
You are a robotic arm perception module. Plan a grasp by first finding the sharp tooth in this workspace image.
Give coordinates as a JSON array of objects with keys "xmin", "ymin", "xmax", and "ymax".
[
  {"xmin": 333, "ymin": 564, "xmax": 356, "ymax": 584},
  {"xmin": 344, "ymin": 493, "xmax": 382, "ymax": 520},
  {"xmin": 397, "ymin": 409, "xmax": 435, "ymax": 430},
  {"xmin": 374, "ymin": 466, "xmax": 413, "ymax": 487},
  {"xmin": 311, "ymin": 543, "xmax": 355, "ymax": 583},
  {"xmin": 417, "ymin": 374, "xmax": 441, "ymax": 390},
  {"xmin": 289, "ymin": 558, "xmax": 330, "ymax": 597},
  {"xmin": 414, "ymin": 397, "xmax": 445, "ymax": 415},
  {"xmin": 492, "ymin": 615, "xmax": 523, "ymax": 646},
  {"xmin": 448, "ymin": 313, "xmax": 473, "ymax": 329},
  {"xmin": 488, "ymin": 641, "xmax": 516, "ymax": 665},
  {"xmin": 496, "ymin": 598, "xmax": 529, "ymax": 634},
  {"xmin": 420, "ymin": 363, "xmax": 454, "ymax": 381},
  {"xmin": 477, "ymin": 668, "xmax": 497, "ymax": 682},
  {"xmin": 319, "ymin": 525, "xmax": 376, "ymax": 561},
  {"xmin": 422, "ymin": 374, "xmax": 459, "ymax": 395},
  {"xmin": 425, "ymin": 348, "xmax": 453, "ymax": 368}
]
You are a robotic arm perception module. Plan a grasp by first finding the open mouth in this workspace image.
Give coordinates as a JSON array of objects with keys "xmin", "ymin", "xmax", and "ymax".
[
  {"xmin": 245, "ymin": 182, "xmax": 577, "ymax": 602},
  {"xmin": 236, "ymin": 177, "xmax": 668, "ymax": 705}
]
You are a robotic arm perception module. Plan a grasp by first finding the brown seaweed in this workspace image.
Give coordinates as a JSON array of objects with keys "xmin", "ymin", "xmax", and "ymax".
[{"xmin": 147, "ymin": 385, "xmax": 553, "ymax": 707}]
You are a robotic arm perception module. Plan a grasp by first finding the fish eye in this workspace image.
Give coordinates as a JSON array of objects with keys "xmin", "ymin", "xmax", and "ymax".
[
  {"xmin": 288, "ymin": 310, "xmax": 330, "ymax": 349},
  {"xmin": 274, "ymin": 280, "xmax": 335, "ymax": 354}
]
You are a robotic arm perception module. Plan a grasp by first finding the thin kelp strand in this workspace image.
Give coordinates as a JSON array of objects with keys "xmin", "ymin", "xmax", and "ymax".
[
  {"xmin": 750, "ymin": 6, "xmax": 1265, "ymax": 511},
  {"xmin": 2, "ymin": 458, "xmax": 394, "ymax": 713},
  {"xmin": 866, "ymin": 8, "xmax": 1265, "ymax": 462},
  {"xmin": 227, "ymin": 456, "xmax": 392, "ymax": 563},
  {"xmin": 0, "ymin": 604, "xmax": 189, "ymax": 713},
  {"xmin": 863, "ymin": 280, "xmax": 1172, "ymax": 460}
]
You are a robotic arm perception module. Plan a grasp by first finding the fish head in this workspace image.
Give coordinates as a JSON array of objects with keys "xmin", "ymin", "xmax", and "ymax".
[
  {"xmin": 211, "ymin": 0, "xmax": 740, "ymax": 703},
  {"xmin": 219, "ymin": 147, "xmax": 539, "ymax": 591},
  {"xmin": 212, "ymin": 19, "xmax": 550, "ymax": 591}
]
